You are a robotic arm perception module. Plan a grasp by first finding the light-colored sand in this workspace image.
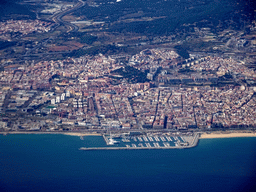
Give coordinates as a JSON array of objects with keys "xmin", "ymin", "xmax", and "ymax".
[
  {"xmin": 2, "ymin": 131, "xmax": 256, "ymax": 138},
  {"xmin": 200, "ymin": 132, "xmax": 256, "ymax": 139}
]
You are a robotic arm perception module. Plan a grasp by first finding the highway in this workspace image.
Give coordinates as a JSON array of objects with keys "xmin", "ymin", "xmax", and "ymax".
[
  {"xmin": 19, "ymin": 0, "xmax": 86, "ymax": 59},
  {"xmin": 51, "ymin": 0, "xmax": 86, "ymax": 33}
]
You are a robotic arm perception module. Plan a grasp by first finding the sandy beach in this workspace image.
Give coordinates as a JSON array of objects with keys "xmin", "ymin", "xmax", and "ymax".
[
  {"xmin": 200, "ymin": 132, "xmax": 256, "ymax": 139},
  {"xmin": 2, "ymin": 131, "xmax": 256, "ymax": 138}
]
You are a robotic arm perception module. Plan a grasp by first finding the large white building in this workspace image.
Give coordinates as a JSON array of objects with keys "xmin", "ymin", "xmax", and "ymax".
[
  {"xmin": 61, "ymin": 93, "xmax": 65, "ymax": 101},
  {"xmin": 51, "ymin": 99, "xmax": 56, "ymax": 105},
  {"xmin": 66, "ymin": 91, "xmax": 70, "ymax": 97},
  {"xmin": 56, "ymin": 96, "xmax": 60, "ymax": 103}
]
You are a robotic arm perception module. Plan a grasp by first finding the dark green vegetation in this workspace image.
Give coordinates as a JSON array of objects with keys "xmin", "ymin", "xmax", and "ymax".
[
  {"xmin": 178, "ymin": 39, "xmax": 215, "ymax": 50},
  {"xmin": 178, "ymin": 67, "xmax": 195, "ymax": 74},
  {"xmin": 174, "ymin": 45, "xmax": 190, "ymax": 59},
  {"xmin": 63, "ymin": 32, "xmax": 98, "ymax": 45},
  {"xmin": 1, "ymin": 0, "xmax": 255, "ymax": 61},
  {"xmin": 175, "ymin": 40, "xmax": 221, "ymax": 58},
  {"xmin": 75, "ymin": 0, "xmax": 255, "ymax": 36},
  {"xmin": 0, "ymin": 41, "xmax": 16, "ymax": 50},
  {"xmin": 66, "ymin": 44, "xmax": 132, "ymax": 57},
  {"xmin": 0, "ymin": 0, "xmax": 36, "ymax": 20},
  {"xmin": 80, "ymin": 35, "xmax": 98, "ymax": 45},
  {"xmin": 111, "ymin": 66, "xmax": 149, "ymax": 83}
]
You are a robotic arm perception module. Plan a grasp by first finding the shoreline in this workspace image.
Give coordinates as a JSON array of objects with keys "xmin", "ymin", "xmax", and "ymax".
[
  {"xmin": 0, "ymin": 132, "xmax": 102, "ymax": 137},
  {"xmin": 200, "ymin": 132, "xmax": 256, "ymax": 139},
  {"xmin": 1, "ymin": 131, "xmax": 256, "ymax": 139},
  {"xmin": 62, "ymin": 132, "xmax": 102, "ymax": 136}
]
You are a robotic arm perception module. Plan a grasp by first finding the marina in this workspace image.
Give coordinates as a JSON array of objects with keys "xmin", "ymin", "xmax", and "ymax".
[
  {"xmin": 154, "ymin": 136, "xmax": 160, "ymax": 142},
  {"xmin": 143, "ymin": 136, "xmax": 148, "ymax": 142},
  {"xmin": 80, "ymin": 133, "xmax": 199, "ymax": 150}
]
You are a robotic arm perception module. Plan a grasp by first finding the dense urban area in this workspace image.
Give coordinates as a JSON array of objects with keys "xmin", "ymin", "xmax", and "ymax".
[{"xmin": 0, "ymin": 0, "xmax": 256, "ymax": 134}]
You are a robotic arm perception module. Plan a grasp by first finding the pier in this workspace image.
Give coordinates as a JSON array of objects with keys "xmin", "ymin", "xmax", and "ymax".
[{"xmin": 103, "ymin": 134, "xmax": 109, "ymax": 145}]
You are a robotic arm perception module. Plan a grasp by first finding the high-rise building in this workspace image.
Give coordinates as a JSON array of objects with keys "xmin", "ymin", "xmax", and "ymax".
[
  {"xmin": 51, "ymin": 99, "xmax": 55, "ymax": 105},
  {"xmin": 61, "ymin": 93, "xmax": 65, "ymax": 101},
  {"xmin": 56, "ymin": 96, "xmax": 60, "ymax": 103},
  {"xmin": 66, "ymin": 91, "xmax": 70, "ymax": 97}
]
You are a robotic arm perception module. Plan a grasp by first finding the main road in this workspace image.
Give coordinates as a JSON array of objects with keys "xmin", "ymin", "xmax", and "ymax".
[
  {"xmin": 22, "ymin": 0, "xmax": 86, "ymax": 58},
  {"xmin": 1, "ymin": 1, "xmax": 85, "ymax": 62},
  {"xmin": 51, "ymin": 0, "xmax": 86, "ymax": 33}
]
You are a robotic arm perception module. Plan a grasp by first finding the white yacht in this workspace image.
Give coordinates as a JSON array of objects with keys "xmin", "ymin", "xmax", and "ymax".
[{"xmin": 108, "ymin": 138, "xmax": 119, "ymax": 145}]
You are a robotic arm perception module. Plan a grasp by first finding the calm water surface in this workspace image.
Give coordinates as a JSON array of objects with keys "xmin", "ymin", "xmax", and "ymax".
[{"xmin": 0, "ymin": 134, "xmax": 256, "ymax": 192}]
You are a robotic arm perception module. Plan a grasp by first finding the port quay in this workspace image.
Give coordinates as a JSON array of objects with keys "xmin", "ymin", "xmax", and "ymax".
[{"xmin": 79, "ymin": 133, "xmax": 200, "ymax": 150}]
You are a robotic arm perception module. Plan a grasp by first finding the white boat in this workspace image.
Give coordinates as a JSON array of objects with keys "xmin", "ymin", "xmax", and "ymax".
[
  {"xmin": 108, "ymin": 132, "xmax": 119, "ymax": 145},
  {"xmin": 108, "ymin": 138, "xmax": 119, "ymax": 145}
]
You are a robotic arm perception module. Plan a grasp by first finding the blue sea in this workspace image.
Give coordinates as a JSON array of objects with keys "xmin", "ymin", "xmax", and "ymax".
[{"xmin": 0, "ymin": 134, "xmax": 256, "ymax": 192}]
